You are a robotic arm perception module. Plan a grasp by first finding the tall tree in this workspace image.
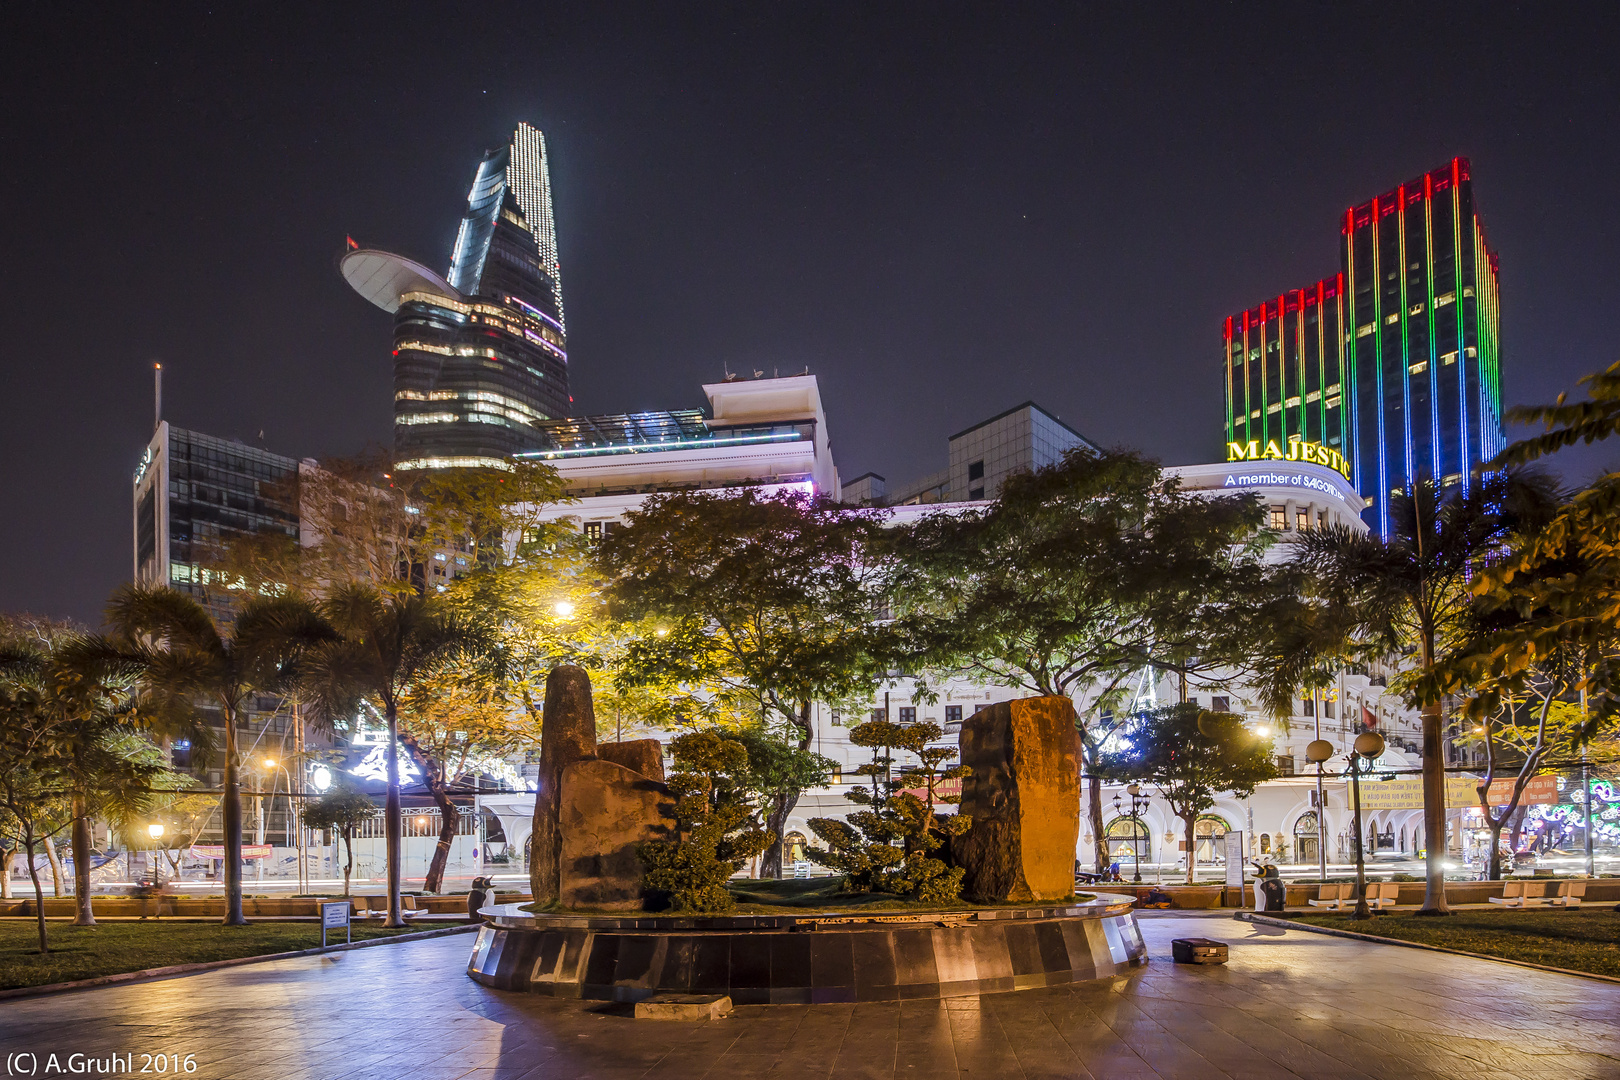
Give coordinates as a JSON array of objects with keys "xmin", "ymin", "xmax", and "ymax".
[
  {"xmin": 597, "ymin": 489, "xmax": 890, "ymax": 877},
  {"xmin": 398, "ymin": 661, "xmax": 538, "ymax": 892},
  {"xmin": 0, "ymin": 686, "xmax": 173, "ymax": 952},
  {"xmin": 1097, "ymin": 703, "xmax": 1279, "ymax": 884},
  {"xmin": 106, "ymin": 586, "xmax": 335, "ymax": 925},
  {"xmin": 891, "ymin": 449, "xmax": 1294, "ymax": 872},
  {"xmin": 1293, "ymin": 472, "xmax": 1560, "ymax": 913},
  {"xmin": 302, "ymin": 586, "xmax": 492, "ymax": 926}
]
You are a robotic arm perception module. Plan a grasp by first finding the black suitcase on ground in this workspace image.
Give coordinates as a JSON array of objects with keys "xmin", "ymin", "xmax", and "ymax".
[{"xmin": 1171, "ymin": 937, "xmax": 1228, "ymax": 964}]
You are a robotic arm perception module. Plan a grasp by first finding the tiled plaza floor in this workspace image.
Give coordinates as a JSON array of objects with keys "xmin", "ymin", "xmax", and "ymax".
[{"xmin": 2, "ymin": 912, "xmax": 1616, "ymax": 1079}]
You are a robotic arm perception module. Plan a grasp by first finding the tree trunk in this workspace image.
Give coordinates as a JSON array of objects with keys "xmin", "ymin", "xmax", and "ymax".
[
  {"xmin": 1, "ymin": 847, "xmax": 14, "ymax": 899},
  {"xmin": 383, "ymin": 702, "xmax": 405, "ymax": 927},
  {"xmin": 1184, "ymin": 813, "xmax": 1197, "ymax": 885},
  {"xmin": 23, "ymin": 834, "xmax": 47, "ymax": 954},
  {"xmin": 1088, "ymin": 773, "xmax": 1108, "ymax": 873},
  {"xmin": 762, "ymin": 791, "xmax": 798, "ymax": 880},
  {"xmin": 44, "ymin": 833, "xmax": 65, "ymax": 898},
  {"xmin": 1415, "ymin": 698, "xmax": 1451, "ymax": 915},
  {"xmin": 401, "ymin": 735, "xmax": 458, "ymax": 894},
  {"xmin": 341, "ymin": 828, "xmax": 353, "ymax": 899},
  {"xmin": 1508, "ymin": 804, "xmax": 1527, "ymax": 856},
  {"xmin": 221, "ymin": 712, "xmax": 246, "ymax": 925},
  {"xmin": 1486, "ymin": 820, "xmax": 1503, "ymax": 881},
  {"xmin": 71, "ymin": 793, "xmax": 95, "ymax": 925}
]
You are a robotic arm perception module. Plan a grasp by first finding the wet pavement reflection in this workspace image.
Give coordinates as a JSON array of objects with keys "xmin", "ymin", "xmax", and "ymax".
[{"xmin": 2, "ymin": 912, "xmax": 1616, "ymax": 1079}]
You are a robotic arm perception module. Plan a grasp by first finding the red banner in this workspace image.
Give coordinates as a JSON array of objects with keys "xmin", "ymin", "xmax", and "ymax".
[{"xmin": 190, "ymin": 844, "xmax": 274, "ymax": 861}]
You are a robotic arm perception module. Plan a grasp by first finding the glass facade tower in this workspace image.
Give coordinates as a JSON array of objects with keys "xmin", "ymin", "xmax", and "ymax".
[
  {"xmin": 344, "ymin": 122, "xmax": 570, "ymax": 471},
  {"xmin": 1221, "ymin": 158, "xmax": 1504, "ymax": 534}
]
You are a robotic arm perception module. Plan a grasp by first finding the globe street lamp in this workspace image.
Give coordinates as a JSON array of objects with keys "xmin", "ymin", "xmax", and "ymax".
[
  {"xmin": 1349, "ymin": 730, "xmax": 1386, "ymax": 920},
  {"xmin": 1111, "ymin": 784, "xmax": 1149, "ymax": 883},
  {"xmin": 147, "ymin": 822, "xmax": 166, "ymax": 900},
  {"xmin": 1305, "ymin": 739, "xmax": 1334, "ymax": 883}
]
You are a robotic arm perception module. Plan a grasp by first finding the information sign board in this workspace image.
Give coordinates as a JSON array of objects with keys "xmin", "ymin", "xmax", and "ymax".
[{"xmin": 321, "ymin": 900, "xmax": 352, "ymax": 949}]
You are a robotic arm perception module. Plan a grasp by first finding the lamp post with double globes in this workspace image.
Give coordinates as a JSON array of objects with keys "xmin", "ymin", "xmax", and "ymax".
[
  {"xmin": 1305, "ymin": 739, "xmax": 1334, "ymax": 883},
  {"xmin": 1111, "ymin": 784, "xmax": 1150, "ymax": 883},
  {"xmin": 1349, "ymin": 730, "xmax": 1386, "ymax": 920}
]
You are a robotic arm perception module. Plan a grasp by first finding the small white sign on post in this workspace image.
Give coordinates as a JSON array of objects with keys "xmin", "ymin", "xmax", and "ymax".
[
  {"xmin": 321, "ymin": 900, "xmax": 352, "ymax": 950},
  {"xmin": 1223, "ymin": 831, "xmax": 1245, "ymax": 890}
]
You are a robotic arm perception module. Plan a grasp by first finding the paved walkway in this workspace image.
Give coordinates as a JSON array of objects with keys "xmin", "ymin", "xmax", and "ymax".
[{"xmin": 2, "ymin": 913, "xmax": 1616, "ymax": 1079}]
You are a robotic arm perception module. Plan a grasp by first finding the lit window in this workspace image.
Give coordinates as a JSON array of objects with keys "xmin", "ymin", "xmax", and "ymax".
[
  {"xmin": 1462, "ymin": 286, "xmax": 1475, "ymax": 298},
  {"xmin": 1296, "ymin": 509, "xmax": 1309, "ymax": 531},
  {"xmin": 434, "ymin": 552, "xmax": 447, "ymax": 562},
  {"xmin": 1409, "ymin": 302, "xmax": 1424, "ymax": 316},
  {"xmin": 1465, "ymin": 347, "xmax": 1478, "ymax": 357},
  {"xmin": 1318, "ymin": 510, "xmax": 1328, "ymax": 529},
  {"xmin": 1357, "ymin": 324, "xmax": 1375, "ymax": 338},
  {"xmin": 1286, "ymin": 396, "xmax": 1301, "ymax": 408},
  {"xmin": 1409, "ymin": 361, "xmax": 1428, "ymax": 374},
  {"xmin": 1267, "ymin": 403, "xmax": 1282, "ymax": 414},
  {"xmin": 1384, "ymin": 313, "xmax": 1400, "ymax": 325},
  {"xmin": 1435, "ymin": 292, "xmax": 1456, "ymax": 307},
  {"xmin": 1441, "ymin": 351, "xmax": 1459, "ymax": 365},
  {"xmin": 1270, "ymin": 506, "xmax": 1287, "ymax": 530},
  {"xmin": 1305, "ymin": 390, "xmax": 1321, "ymax": 403}
]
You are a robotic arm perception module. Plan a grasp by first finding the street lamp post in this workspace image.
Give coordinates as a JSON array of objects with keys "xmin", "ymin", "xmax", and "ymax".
[
  {"xmin": 1112, "ymin": 784, "xmax": 1149, "ymax": 883},
  {"xmin": 147, "ymin": 822, "xmax": 165, "ymax": 919},
  {"xmin": 1349, "ymin": 730, "xmax": 1386, "ymax": 920},
  {"xmin": 1305, "ymin": 738, "xmax": 1334, "ymax": 883}
]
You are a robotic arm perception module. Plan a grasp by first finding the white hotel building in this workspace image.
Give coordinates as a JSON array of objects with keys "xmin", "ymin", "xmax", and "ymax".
[{"xmin": 486, "ymin": 373, "xmax": 1447, "ymax": 881}]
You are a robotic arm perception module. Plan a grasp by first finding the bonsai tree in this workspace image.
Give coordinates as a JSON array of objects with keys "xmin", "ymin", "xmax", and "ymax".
[
  {"xmin": 1098, "ymin": 703, "xmax": 1278, "ymax": 884},
  {"xmin": 637, "ymin": 731, "xmax": 771, "ymax": 912},
  {"xmin": 301, "ymin": 784, "xmax": 376, "ymax": 898},
  {"xmin": 807, "ymin": 717, "xmax": 969, "ymax": 903}
]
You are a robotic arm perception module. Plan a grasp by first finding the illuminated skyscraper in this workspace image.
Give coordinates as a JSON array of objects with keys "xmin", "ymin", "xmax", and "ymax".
[
  {"xmin": 343, "ymin": 122, "xmax": 569, "ymax": 470},
  {"xmin": 1222, "ymin": 158, "xmax": 1504, "ymax": 534}
]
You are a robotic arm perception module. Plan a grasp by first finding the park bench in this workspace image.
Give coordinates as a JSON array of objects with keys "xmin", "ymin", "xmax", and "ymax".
[
  {"xmin": 1488, "ymin": 880, "xmax": 1549, "ymax": 908},
  {"xmin": 1365, "ymin": 881, "xmax": 1400, "ymax": 911},
  {"xmin": 1547, "ymin": 881, "xmax": 1586, "ymax": 909},
  {"xmin": 352, "ymin": 895, "xmax": 423, "ymax": 920},
  {"xmin": 1307, "ymin": 883, "xmax": 1350, "ymax": 910}
]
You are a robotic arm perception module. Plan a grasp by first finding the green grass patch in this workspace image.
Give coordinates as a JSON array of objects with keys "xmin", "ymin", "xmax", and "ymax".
[
  {"xmin": 0, "ymin": 920, "xmax": 422, "ymax": 991},
  {"xmin": 1286, "ymin": 910, "xmax": 1620, "ymax": 979}
]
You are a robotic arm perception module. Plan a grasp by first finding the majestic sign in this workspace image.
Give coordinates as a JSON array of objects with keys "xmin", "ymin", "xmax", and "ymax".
[
  {"xmin": 1227, "ymin": 438, "xmax": 1351, "ymax": 479},
  {"xmin": 1351, "ymin": 774, "xmax": 1561, "ymax": 811}
]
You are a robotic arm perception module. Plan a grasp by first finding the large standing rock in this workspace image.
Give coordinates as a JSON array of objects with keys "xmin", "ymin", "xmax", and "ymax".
[
  {"xmin": 530, "ymin": 665, "xmax": 598, "ymax": 905},
  {"xmin": 597, "ymin": 738, "xmax": 666, "ymax": 782},
  {"xmin": 954, "ymin": 696, "xmax": 1081, "ymax": 902},
  {"xmin": 558, "ymin": 758, "xmax": 672, "ymax": 909}
]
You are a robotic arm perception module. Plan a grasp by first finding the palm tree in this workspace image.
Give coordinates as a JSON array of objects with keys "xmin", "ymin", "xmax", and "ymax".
[
  {"xmin": 1293, "ymin": 472, "xmax": 1558, "ymax": 915},
  {"xmin": 302, "ymin": 585, "xmax": 492, "ymax": 927},
  {"xmin": 107, "ymin": 586, "xmax": 334, "ymax": 926}
]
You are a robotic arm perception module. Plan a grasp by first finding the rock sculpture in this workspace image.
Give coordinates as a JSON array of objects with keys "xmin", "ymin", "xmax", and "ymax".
[
  {"xmin": 596, "ymin": 738, "xmax": 666, "ymax": 781},
  {"xmin": 559, "ymin": 758, "xmax": 672, "ymax": 908},
  {"xmin": 530, "ymin": 665, "xmax": 599, "ymax": 905},
  {"xmin": 953, "ymin": 695, "xmax": 1081, "ymax": 902}
]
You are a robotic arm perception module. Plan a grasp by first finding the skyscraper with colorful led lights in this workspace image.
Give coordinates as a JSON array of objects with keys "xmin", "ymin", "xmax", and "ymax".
[
  {"xmin": 342, "ymin": 122, "xmax": 570, "ymax": 470},
  {"xmin": 1222, "ymin": 158, "xmax": 1504, "ymax": 534}
]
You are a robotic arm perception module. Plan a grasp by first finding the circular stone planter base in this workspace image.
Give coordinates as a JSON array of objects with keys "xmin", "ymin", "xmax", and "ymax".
[{"xmin": 466, "ymin": 893, "xmax": 1146, "ymax": 1004}]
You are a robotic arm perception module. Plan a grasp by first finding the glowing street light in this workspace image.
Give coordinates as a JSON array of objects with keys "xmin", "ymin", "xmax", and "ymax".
[
  {"xmin": 147, "ymin": 821, "xmax": 165, "ymax": 840},
  {"xmin": 553, "ymin": 600, "xmax": 575, "ymax": 617}
]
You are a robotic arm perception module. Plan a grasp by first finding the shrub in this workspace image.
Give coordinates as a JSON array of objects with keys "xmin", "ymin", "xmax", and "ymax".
[
  {"xmin": 807, "ymin": 718, "xmax": 970, "ymax": 903},
  {"xmin": 637, "ymin": 731, "xmax": 772, "ymax": 912}
]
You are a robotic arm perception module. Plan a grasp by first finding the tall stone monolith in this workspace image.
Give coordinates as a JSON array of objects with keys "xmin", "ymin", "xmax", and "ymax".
[
  {"xmin": 558, "ymin": 758, "xmax": 672, "ymax": 909},
  {"xmin": 953, "ymin": 695, "xmax": 1081, "ymax": 902},
  {"xmin": 530, "ymin": 664, "xmax": 598, "ymax": 906}
]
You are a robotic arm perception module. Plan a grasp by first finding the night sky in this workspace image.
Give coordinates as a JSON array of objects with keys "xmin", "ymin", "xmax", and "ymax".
[{"xmin": 4, "ymin": 4, "xmax": 1619, "ymax": 624}]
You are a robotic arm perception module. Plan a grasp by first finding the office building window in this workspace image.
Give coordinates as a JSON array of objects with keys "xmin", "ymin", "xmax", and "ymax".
[
  {"xmin": 968, "ymin": 460, "xmax": 984, "ymax": 482},
  {"xmin": 869, "ymin": 709, "xmax": 885, "ymax": 723},
  {"xmin": 968, "ymin": 486, "xmax": 985, "ymax": 500},
  {"xmin": 898, "ymin": 707, "xmax": 916, "ymax": 724},
  {"xmin": 945, "ymin": 705, "xmax": 962, "ymax": 725},
  {"xmin": 1270, "ymin": 506, "xmax": 1287, "ymax": 530}
]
